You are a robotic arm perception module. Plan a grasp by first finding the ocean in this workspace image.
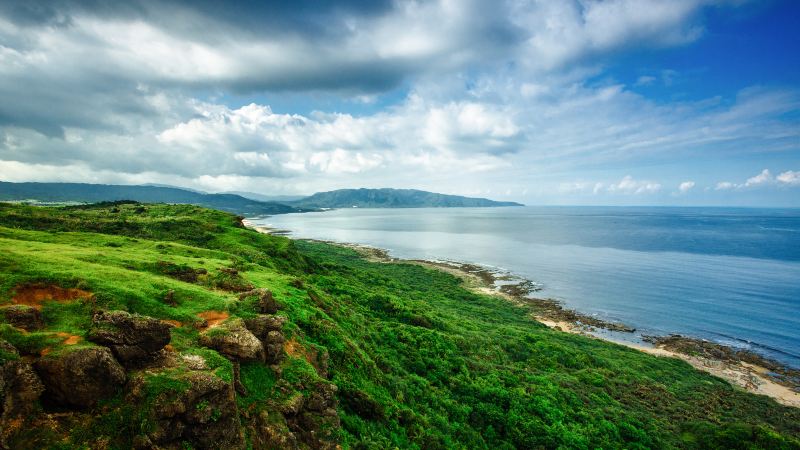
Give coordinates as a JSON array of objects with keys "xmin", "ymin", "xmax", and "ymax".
[{"xmin": 250, "ymin": 206, "xmax": 800, "ymax": 368}]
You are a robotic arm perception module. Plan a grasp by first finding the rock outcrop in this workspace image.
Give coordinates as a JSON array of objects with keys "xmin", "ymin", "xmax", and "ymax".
[
  {"xmin": 87, "ymin": 310, "xmax": 172, "ymax": 367},
  {"xmin": 1, "ymin": 359, "xmax": 45, "ymax": 447},
  {"xmin": 1, "ymin": 360, "xmax": 44, "ymax": 420},
  {"xmin": 199, "ymin": 319, "xmax": 264, "ymax": 362},
  {"xmin": 128, "ymin": 371, "xmax": 244, "ymax": 449},
  {"xmin": 283, "ymin": 381, "xmax": 340, "ymax": 450},
  {"xmin": 34, "ymin": 346, "xmax": 126, "ymax": 408},
  {"xmin": 238, "ymin": 288, "xmax": 281, "ymax": 314},
  {"xmin": 244, "ymin": 315, "xmax": 286, "ymax": 365},
  {"xmin": 2, "ymin": 305, "xmax": 43, "ymax": 331}
]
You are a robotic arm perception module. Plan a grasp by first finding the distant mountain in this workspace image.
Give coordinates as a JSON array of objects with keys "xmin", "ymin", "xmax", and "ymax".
[
  {"xmin": 226, "ymin": 191, "xmax": 307, "ymax": 203},
  {"xmin": 291, "ymin": 188, "xmax": 523, "ymax": 208},
  {"xmin": 0, "ymin": 182, "xmax": 306, "ymax": 216}
]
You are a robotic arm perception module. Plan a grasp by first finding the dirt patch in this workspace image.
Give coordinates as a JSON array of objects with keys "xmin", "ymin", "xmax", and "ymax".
[
  {"xmin": 161, "ymin": 319, "xmax": 183, "ymax": 328},
  {"xmin": 197, "ymin": 311, "xmax": 229, "ymax": 329},
  {"xmin": 284, "ymin": 337, "xmax": 326, "ymax": 375},
  {"xmin": 285, "ymin": 337, "xmax": 316, "ymax": 365},
  {"xmin": 56, "ymin": 332, "xmax": 81, "ymax": 345},
  {"xmin": 9, "ymin": 284, "xmax": 93, "ymax": 310},
  {"xmin": 284, "ymin": 338, "xmax": 307, "ymax": 360}
]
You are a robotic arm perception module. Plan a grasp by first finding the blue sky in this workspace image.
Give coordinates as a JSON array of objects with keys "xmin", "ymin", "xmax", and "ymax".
[{"xmin": 0, "ymin": 0, "xmax": 798, "ymax": 205}]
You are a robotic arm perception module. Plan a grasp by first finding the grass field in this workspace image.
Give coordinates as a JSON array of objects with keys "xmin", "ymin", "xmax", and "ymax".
[{"xmin": 0, "ymin": 202, "xmax": 798, "ymax": 449}]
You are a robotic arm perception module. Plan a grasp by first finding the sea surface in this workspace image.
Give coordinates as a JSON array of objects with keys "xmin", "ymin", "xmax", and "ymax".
[{"xmin": 251, "ymin": 206, "xmax": 800, "ymax": 368}]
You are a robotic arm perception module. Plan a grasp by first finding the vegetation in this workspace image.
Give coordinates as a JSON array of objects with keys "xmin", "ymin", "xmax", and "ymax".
[{"xmin": 0, "ymin": 202, "xmax": 798, "ymax": 449}]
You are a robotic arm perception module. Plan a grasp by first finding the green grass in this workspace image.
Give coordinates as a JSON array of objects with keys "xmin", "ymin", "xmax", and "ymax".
[{"xmin": 0, "ymin": 202, "xmax": 798, "ymax": 449}]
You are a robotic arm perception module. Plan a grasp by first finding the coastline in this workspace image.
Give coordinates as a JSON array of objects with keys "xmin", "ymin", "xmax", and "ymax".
[{"xmin": 244, "ymin": 220, "xmax": 800, "ymax": 408}]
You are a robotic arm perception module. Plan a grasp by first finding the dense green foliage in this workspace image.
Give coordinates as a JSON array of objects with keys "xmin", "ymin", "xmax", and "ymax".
[
  {"xmin": 290, "ymin": 187, "xmax": 524, "ymax": 208},
  {"xmin": 0, "ymin": 202, "xmax": 797, "ymax": 449},
  {"xmin": 0, "ymin": 181, "xmax": 305, "ymax": 215}
]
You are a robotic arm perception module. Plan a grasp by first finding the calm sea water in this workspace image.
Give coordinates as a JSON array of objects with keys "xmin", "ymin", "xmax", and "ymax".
[{"xmin": 252, "ymin": 207, "xmax": 800, "ymax": 368}]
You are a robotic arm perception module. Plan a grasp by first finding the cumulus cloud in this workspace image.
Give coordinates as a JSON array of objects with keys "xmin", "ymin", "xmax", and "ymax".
[
  {"xmin": 713, "ymin": 169, "xmax": 800, "ymax": 191},
  {"xmin": 559, "ymin": 176, "xmax": 664, "ymax": 196},
  {"xmin": 715, "ymin": 181, "xmax": 735, "ymax": 190},
  {"xmin": 0, "ymin": 0, "xmax": 797, "ymax": 200},
  {"xmin": 607, "ymin": 175, "xmax": 661, "ymax": 194},
  {"xmin": 678, "ymin": 181, "xmax": 695, "ymax": 193},
  {"xmin": 777, "ymin": 171, "xmax": 800, "ymax": 186},
  {"xmin": 743, "ymin": 169, "xmax": 773, "ymax": 187}
]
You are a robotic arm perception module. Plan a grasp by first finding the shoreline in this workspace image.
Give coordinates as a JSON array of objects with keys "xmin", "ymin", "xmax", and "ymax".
[{"xmin": 244, "ymin": 221, "xmax": 800, "ymax": 408}]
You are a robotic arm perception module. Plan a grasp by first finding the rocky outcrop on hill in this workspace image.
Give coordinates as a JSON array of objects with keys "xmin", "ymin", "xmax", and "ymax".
[
  {"xmin": 87, "ymin": 310, "xmax": 172, "ymax": 367},
  {"xmin": 34, "ymin": 347, "xmax": 126, "ymax": 408},
  {"xmin": 244, "ymin": 314, "xmax": 287, "ymax": 365},
  {"xmin": 239, "ymin": 288, "xmax": 282, "ymax": 314},
  {"xmin": 128, "ymin": 370, "xmax": 244, "ymax": 449},
  {"xmin": 1, "ymin": 305, "xmax": 43, "ymax": 331},
  {"xmin": 199, "ymin": 319, "xmax": 264, "ymax": 362},
  {"xmin": 283, "ymin": 381, "xmax": 340, "ymax": 450},
  {"xmin": 1, "ymin": 360, "xmax": 44, "ymax": 434},
  {"xmin": 1, "ymin": 355, "xmax": 44, "ymax": 447}
]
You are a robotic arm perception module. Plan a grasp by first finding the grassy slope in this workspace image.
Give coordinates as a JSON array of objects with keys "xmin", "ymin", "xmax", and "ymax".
[{"xmin": 0, "ymin": 202, "xmax": 798, "ymax": 449}]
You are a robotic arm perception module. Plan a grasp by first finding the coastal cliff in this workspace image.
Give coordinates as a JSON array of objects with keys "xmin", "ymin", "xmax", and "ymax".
[{"xmin": 0, "ymin": 202, "xmax": 798, "ymax": 449}]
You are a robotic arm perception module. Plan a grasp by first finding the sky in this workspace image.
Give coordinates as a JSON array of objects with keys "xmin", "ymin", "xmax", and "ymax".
[{"xmin": 0, "ymin": 0, "xmax": 798, "ymax": 206}]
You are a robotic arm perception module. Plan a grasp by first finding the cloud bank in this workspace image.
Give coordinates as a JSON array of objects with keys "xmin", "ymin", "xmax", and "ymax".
[{"xmin": 0, "ymin": 0, "xmax": 797, "ymax": 204}]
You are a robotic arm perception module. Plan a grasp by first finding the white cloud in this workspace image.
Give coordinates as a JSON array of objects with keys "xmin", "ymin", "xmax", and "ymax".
[
  {"xmin": 715, "ymin": 181, "xmax": 735, "ymax": 190},
  {"xmin": 607, "ymin": 175, "xmax": 661, "ymax": 194},
  {"xmin": 743, "ymin": 169, "xmax": 773, "ymax": 187},
  {"xmin": 713, "ymin": 169, "xmax": 800, "ymax": 192},
  {"xmin": 678, "ymin": 181, "xmax": 695, "ymax": 193},
  {"xmin": 776, "ymin": 170, "xmax": 800, "ymax": 186},
  {"xmin": 0, "ymin": 0, "xmax": 796, "ymax": 201},
  {"xmin": 635, "ymin": 76, "xmax": 657, "ymax": 86},
  {"xmin": 511, "ymin": 0, "xmax": 712, "ymax": 72}
]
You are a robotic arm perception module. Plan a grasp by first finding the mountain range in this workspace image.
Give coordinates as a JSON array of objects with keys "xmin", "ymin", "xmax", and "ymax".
[
  {"xmin": 289, "ymin": 188, "xmax": 522, "ymax": 208},
  {"xmin": 0, "ymin": 182, "xmax": 523, "ymax": 215}
]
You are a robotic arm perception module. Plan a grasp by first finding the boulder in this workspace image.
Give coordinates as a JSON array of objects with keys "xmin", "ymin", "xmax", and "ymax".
[
  {"xmin": 264, "ymin": 331, "xmax": 286, "ymax": 365},
  {"xmin": 243, "ymin": 315, "xmax": 286, "ymax": 364},
  {"xmin": 1, "ymin": 360, "xmax": 44, "ymax": 419},
  {"xmin": 0, "ymin": 339, "xmax": 17, "ymax": 359},
  {"xmin": 2, "ymin": 305, "xmax": 43, "ymax": 331},
  {"xmin": 285, "ymin": 381, "xmax": 340, "ymax": 450},
  {"xmin": 199, "ymin": 319, "xmax": 264, "ymax": 362},
  {"xmin": 128, "ymin": 371, "xmax": 244, "ymax": 449},
  {"xmin": 87, "ymin": 310, "xmax": 172, "ymax": 367},
  {"xmin": 238, "ymin": 288, "xmax": 281, "ymax": 314},
  {"xmin": 34, "ymin": 346, "xmax": 126, "ymax": 408},
  {"xmin": 243, "ymin": 314, "xmax": 285, "ymax": 339},
  {"xmin": 248, "ymin": 410, "xmax": 300, "ymax": 450}
]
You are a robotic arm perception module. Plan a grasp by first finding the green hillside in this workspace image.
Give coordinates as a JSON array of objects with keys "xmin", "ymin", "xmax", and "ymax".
[{"xmin": 0, "ymin": 202, "xmax": 797, "ymax": 449}]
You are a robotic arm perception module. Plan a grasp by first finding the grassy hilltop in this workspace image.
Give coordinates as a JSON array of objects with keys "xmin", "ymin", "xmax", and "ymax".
[{"xmin": 0, "ymin": 202, "xmax": 798, "ymax": 449}]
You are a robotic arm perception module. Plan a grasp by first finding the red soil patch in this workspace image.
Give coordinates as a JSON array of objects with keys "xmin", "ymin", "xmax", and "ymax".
[
  {"xmin": 284, "ymin": 338, "xmax": 327, "ymax": 376},
  {"xmin": 284, "ymin": 338, "xmax": 316, "ymax": 365},
  {"xmin": 40, "ymin": 333, "xmax": 82, "ymax": 355},
  {"xmin": 56, "ymin": 332, "xmax": 81, "ymax": 345},
  {"xmin": 161, "ymin": 319, "xmax": 183, "ymax": 328},
  {"xmin": 10, "ymin": 284, "xmax": 93, "ymax": 310},
  {"xmin": 196, "ymin": 311, "xmax": 229, "ymax": 328}
]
